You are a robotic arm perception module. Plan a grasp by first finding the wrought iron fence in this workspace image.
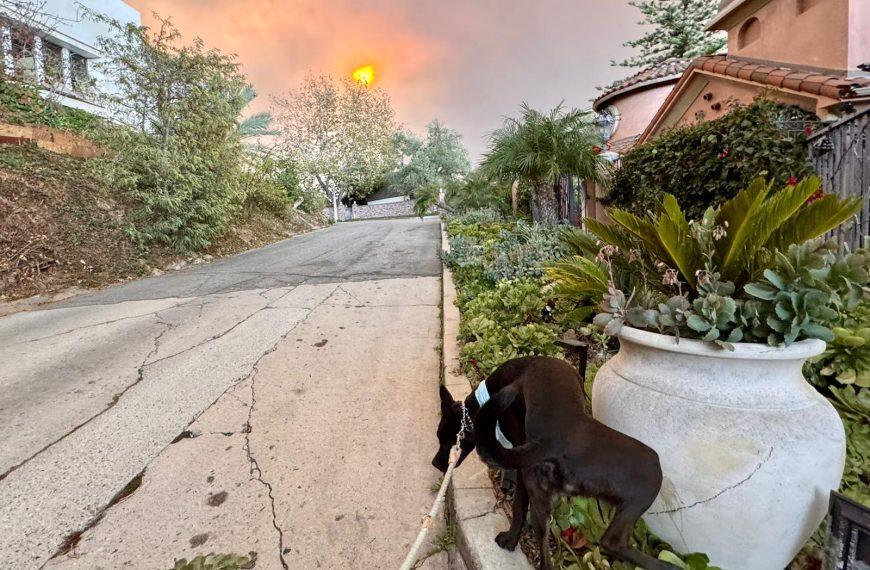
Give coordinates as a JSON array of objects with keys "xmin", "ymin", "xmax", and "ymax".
[{"xmin": 808, "ymin": 109, "xmax": 870, "ymax": 250}]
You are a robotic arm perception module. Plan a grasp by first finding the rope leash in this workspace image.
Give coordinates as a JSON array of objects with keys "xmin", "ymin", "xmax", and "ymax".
[{"xmin": 398, "ymin": 403, "xmax": 470, "ymax": 570}]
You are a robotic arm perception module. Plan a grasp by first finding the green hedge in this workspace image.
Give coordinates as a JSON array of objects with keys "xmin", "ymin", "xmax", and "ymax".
[{"xmin": 606, "ymin": 99, "xmax": 816, "ymax": 218}]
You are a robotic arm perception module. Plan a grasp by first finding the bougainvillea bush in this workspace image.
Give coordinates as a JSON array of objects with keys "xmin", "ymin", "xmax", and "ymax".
[{"xmin": 606, "ymin": 99, "xmax": 817, "ymax": 219}]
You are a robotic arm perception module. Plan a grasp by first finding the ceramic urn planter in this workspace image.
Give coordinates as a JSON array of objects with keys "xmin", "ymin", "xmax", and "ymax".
[{"xmin": 591, "ymin": 326, "xmax": 846, "ymax": 570}]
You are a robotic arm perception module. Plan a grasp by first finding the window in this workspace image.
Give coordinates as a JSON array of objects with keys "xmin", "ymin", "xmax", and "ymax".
[
  {"xmin": 10, "ymin": 26, "xmax": 37, "ymax": 81},
  {"xmin": 42, "ymin": 40, "xmax": 63, "ymax": 86},
  {"xmin": 70, "ymin": 52, "xmax": 89, "ymax": 94},
  {"xmin": 737, "ymin": 17, "xmax": 761, "ymax": 49}
]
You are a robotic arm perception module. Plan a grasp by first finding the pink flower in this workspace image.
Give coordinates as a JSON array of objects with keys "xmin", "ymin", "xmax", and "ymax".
[
  {"xmin": 787, "ymin": 176, "xmax": 798, "ymax": 186},
  {"xmin": 717, "ymin": 148, "xmax": 729, "ymax": 159},
  {"xmin": 803, "ymin": 125, "xmax": 813, "ymax": 136},
  {"xmin": 662, "ymin": 268, "xmax": 680, "ymax": 286}
]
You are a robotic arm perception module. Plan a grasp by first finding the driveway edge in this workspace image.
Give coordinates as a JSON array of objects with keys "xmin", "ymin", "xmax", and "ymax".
[{"xmin": 440, "ymin": 221, "xmax": 533, "ymax": 570}]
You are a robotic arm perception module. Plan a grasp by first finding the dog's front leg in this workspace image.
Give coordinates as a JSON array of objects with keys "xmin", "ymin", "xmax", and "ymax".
[{"xmin": 496, "ymin": 472, "xmax": 528, "ymax": 551}]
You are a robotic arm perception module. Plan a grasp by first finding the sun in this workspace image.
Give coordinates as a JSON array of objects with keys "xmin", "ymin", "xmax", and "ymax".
[{"xmin": 352, "ymin": 64, "xmax": 375, "ymax": 86}]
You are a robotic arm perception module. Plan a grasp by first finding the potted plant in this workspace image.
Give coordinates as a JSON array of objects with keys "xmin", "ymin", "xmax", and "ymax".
[{"xmin": 547, "ymin": 178, "xmax": 867, "ymax": 570}]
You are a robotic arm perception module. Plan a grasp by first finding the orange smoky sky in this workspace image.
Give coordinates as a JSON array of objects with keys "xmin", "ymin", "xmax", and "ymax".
[{"xmin": 126, "ymin": 0, "xmax": 646, "ymax": 161}]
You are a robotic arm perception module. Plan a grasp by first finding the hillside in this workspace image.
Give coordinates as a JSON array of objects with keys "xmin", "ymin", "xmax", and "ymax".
[{"xmin": 0, "ymin": 144, "xmax": 325, "ymax": 304}]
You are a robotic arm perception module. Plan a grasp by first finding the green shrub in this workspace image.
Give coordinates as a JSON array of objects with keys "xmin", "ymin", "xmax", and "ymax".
[
  {"xmin": 485, "ymin": 221, "xmax": 570, "ymax": 282},
  {"xmin": 91, "ymin": 16, "xmax": 251, "ymax": 252},
  {"xmin": 828, "ymin": 385, "xmax": 870, "ymax": 506},
  {"xmin": 450, "ymin": 207, "xmax": 505, "ymax": 225},
  {"xmin": 244, "ymin": 179, "xmax": 291, "ymax": 217},
  {"xmin": 809, "ymin": 299, "xmax": 870, "ymax": 389},
  {"xmin": 458, "ymin": 279, "xmax": 562, "ymax": 382},
  {"xmin": 805, "ymin": 299, "xmax": 870, "ymax": 506},
  {"xmin": 607, "ymin": 99, "xmax": 816, "ymax": 218}
]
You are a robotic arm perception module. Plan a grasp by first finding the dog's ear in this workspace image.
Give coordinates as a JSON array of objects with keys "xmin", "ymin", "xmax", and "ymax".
[{"xmin": 439, "ymin": 385, "xmax": 455, "ymax": 414}]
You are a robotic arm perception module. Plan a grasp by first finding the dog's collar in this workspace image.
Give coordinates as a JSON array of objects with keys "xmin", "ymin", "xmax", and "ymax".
[{"xmin": 473, "ymin": 381, "xmax": 514, "ymax": 449}]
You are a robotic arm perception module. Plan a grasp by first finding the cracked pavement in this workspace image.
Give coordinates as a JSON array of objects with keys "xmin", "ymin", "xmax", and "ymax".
[{"xmin": 0, "ymin": 218, "xmax": 447, "ymax": 569}]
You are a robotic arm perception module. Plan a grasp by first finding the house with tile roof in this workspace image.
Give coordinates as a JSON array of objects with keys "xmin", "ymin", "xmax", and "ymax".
[
  {"xmin": 638, "ymin": 0, "xmax": 870, "ymax": 142},
  {"xmin": 593, "ymin": 58, "xmax": 691, "ymax": 155},
  {"xmin": 585, "ymin": 58, "xmax": 691, "ymax": 220},
  {"xmin": 583, "ymin": 0, "xmax": 869, "ymax": 222}
]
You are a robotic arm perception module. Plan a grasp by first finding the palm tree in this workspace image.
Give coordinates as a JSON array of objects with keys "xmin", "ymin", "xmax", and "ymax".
[
  {"xmin": 237, "ymin": 85, "xmax": 278, "ymax": 139},
  {"xmin": 480, "ymin": 103, "xmax": 602, "ymax": 224}
]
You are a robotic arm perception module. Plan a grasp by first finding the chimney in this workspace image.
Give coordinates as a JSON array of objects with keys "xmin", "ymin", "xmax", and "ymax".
[{"xmin": 707, "ymin": 0, "xmax": 869, "ymax": 77}]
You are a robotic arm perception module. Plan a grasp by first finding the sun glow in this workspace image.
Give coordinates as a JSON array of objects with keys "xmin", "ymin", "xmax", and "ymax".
[{"xmin": 352, "ymin": 64, "xmax": 375, "ymax": 85}]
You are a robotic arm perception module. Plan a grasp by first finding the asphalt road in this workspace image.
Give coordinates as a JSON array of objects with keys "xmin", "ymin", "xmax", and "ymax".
[{"xmin": 0, "ymin": 218, "xmax": 446, "ymax": 569}]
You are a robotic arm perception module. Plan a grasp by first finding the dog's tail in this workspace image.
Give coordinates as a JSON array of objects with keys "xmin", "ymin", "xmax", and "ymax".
[{"xmin": 474, "ymin": 385, "xmax": 542, "ymax": 469}]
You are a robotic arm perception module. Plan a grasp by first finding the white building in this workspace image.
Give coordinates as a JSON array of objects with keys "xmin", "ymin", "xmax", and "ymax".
[{"xmin": 0, "ymin": 0, "xmax": 140, "ymax": 116}]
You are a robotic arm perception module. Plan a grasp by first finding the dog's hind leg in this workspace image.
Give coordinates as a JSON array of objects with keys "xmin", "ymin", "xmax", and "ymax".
[
  {"xmin": 525, "ymin": 479, "xmax": 555, "ymax": 570},
  {"xmin": 600, "ymin": 503, "xmax": 680, "ymax": 570},
  {"xmin": 495, "ymin": 472, "xmax": 528, "ymax": 551}
]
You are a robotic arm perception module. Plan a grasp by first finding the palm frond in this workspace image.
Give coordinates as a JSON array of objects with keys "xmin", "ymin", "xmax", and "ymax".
[
  {"xmin": 238, "ymin": 111, "xmax": 278, "ymax": 138},
  {"xmin": 655, "ymin": 194, "xmax": 703, "ymax": 287},
  {"xmin": 547, "ymin": 256, "xmax": 610, "ymax": 300},
  {"xmin": 767, "ymin": 193, "xmax": 862, "ymax": 252}
]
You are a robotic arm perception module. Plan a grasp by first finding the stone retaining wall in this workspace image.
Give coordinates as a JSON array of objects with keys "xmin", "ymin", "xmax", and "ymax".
[{"xmin": 322, "ymin": 200, "xmax": 438, "ymax": 221}]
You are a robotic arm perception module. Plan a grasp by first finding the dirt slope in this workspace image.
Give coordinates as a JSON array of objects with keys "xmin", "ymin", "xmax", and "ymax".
[{"xmin": 0, "ymin": 144, "xmax": 325, "ymax": 303}]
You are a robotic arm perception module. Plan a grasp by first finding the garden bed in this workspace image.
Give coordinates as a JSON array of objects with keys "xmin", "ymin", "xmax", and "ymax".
[{"xmin": 441, "ymin": 205, "xmax": 868, "ymax": 570}]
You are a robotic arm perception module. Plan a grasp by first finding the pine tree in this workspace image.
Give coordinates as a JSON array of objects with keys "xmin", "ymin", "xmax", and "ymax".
[{"xmin": 614, "ymin": 0, "xmax": 726, "ymax": 69}]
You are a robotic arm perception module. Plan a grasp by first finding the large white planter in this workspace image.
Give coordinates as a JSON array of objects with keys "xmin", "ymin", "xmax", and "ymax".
[{"xmin": 592, "ymin": 326, "xmax": 845, "ymax": 570}]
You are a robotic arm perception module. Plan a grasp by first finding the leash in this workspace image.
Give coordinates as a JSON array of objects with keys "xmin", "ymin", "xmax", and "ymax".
[{"xmin": 398, "ymin": 403, "xmax": 470, "ymax": 570}]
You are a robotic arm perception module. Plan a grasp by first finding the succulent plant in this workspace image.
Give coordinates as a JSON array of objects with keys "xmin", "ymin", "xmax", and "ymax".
[
  {"xmin": 654, "ymin": 295, "xmax": 692, "ymax": 335},
  {"xmin": 813, "ymin": 300, "xmax": 870, "ymax": 388},
  {"xmin": 686, "ymin": 293, "xmax": 742, "ymax": 345},
  {"xmin": 744, "ymin": 239, "xmax": 868, "ymax": 346},
  {"xmin": 592, "ymin": 287, "xmax": 658, "ymax": 337}
]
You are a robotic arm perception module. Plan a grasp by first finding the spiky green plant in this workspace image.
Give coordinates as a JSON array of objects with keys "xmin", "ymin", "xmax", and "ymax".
[
  {"xmin": 480, "ymin": 103, "xmax": 602, "ymax": 224},
  {"xmin": 587, "ymin": 177, "xmax": 861, "ymax": 292}
]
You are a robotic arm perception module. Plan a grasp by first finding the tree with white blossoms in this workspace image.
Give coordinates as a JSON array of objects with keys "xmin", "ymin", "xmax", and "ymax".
[
  {"xmin": 614, "ymin": 0, "xmax": 725, "ymax": 69},
  {"xmin": 272, "ymin": 74, "xmax": 397, "ymax": 221}
]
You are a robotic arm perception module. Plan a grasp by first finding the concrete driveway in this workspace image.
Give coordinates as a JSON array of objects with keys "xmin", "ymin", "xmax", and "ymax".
[{"xmin": 0, "ymin": 218, "xmax": 446, "ymax": 569}]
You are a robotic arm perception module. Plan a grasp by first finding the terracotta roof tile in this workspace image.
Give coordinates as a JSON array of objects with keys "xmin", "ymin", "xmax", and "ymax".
[
  {"xmin": 693, "ymin": 54, "xmax": 870, "ymax": 100},
  {"xmin": 593, "ymin": 58, "xmax": 690, "ymax": 110},
  {"xmin": 737, "ymin": 64, "xmax": 759, "ymax": 80},
  {"xmin": 819, "ymin": 85, "xmax": 841, "ymax": 99}
]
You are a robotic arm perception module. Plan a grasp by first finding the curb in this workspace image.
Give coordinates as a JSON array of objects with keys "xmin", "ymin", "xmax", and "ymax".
[{"xmin": 441, "ymin": 221, "xmax": 533, "ymax": 570}]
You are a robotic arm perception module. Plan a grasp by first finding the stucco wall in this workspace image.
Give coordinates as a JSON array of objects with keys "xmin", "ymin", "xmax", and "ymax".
[
  {"xmin": 608, "ymin": 83, "xmax": 677, "ymax": 142},
  {"xmin": 660, "ymin": 73, "xmax": 816, "ymax": 132},
  {"xmin": 726, "ymin": 0, "xmax": 858, "ymax": 74}
]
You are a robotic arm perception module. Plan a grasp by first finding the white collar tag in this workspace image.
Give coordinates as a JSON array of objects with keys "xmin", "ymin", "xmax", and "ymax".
[{"xmin": 473, "ymin": 381, "xmax": 514, "ymax": 449}]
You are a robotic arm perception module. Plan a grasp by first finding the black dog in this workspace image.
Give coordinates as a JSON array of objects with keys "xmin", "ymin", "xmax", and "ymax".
[{"xmin": 433, "ymin": 356, "xmax": 677, "ymax": 570}]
